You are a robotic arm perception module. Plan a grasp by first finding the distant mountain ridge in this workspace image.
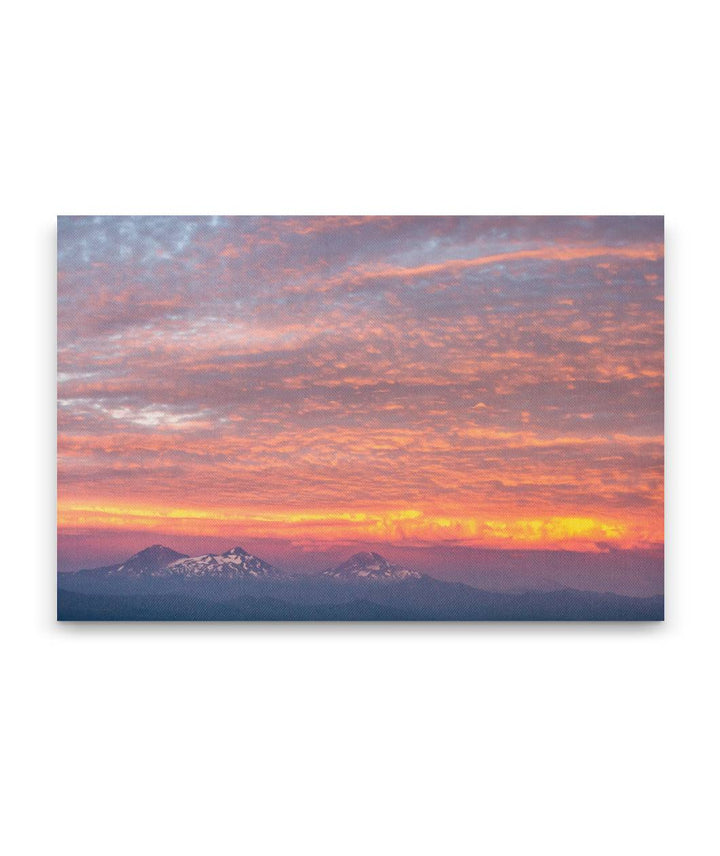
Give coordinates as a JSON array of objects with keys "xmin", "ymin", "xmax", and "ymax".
[
  {"xmin": 78, "ymin": 544, "xmax": 428, "ymax": 583},
  {"xmin": 64, "ymin": 543, "xmax": 664, "ymax": 621}
]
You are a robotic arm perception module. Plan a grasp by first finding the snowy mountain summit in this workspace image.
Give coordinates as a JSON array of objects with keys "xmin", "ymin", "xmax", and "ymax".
[
  {"xmin": 166, "ymin": 546, "xmax": 284, "ymax": 579},
  {"xmin": 322, "ymin": 551, "xmax": 422, "ymax": 582},
  {"xmin": 79, "ymin": 544, "xmax": 285, "ymax": 580}
]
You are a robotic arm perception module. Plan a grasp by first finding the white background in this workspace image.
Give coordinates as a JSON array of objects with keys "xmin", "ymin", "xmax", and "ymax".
[{"xmin": 1, "ymin": 2, "xmax": 718, "ymax": 854}]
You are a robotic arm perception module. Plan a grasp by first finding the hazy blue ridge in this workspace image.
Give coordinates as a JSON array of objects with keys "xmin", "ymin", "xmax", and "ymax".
[{"xmin": 57, "ymin": 576, "xmax": 663, "ymax": 622}]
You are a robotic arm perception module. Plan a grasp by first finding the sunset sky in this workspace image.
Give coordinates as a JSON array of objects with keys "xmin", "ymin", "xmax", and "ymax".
[{"xmin": 57, "ymin": 216, "xmax": 663, "ymax": 586}]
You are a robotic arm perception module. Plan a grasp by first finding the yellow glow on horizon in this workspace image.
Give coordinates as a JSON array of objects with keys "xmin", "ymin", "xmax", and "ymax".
[{"xmin": 57, "ymin": 501, "xmax": 657, "ymax": 551}]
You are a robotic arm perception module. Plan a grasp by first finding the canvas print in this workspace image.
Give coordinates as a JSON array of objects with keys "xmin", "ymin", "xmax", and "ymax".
[{"xmin": 57, "ymin": 216, "xmax": 664, "ymax": 621}]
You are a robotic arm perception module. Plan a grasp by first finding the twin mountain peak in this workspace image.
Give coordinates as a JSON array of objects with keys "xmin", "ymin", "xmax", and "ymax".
[{"xmin": 80, "ymin": 545, "xmax": 423, "ymax": 582}]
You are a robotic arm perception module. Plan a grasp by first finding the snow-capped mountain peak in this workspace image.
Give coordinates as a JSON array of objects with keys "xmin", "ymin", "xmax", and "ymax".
[
  {"xmin": 79, "ymin": 544, "xmax": 286, "ymax": 580},
  {"xmin": 322, "ymin": 551, "xmax": 422, "ymax": 582},
  {"xmin": 221, "ymin": 546, "xmax": 250, "ymax": 558},
  {"xmin": 165, "ymin": 546, "xmax": 283, "ymax": 579}
]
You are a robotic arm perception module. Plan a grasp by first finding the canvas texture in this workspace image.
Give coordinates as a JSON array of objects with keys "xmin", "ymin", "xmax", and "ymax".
[{"xmin": 57, "ymin": 216, "xmax": 664, "ymax": 620}]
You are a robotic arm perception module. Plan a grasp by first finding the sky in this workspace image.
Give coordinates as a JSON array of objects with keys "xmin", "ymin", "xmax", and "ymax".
[{"xmin": 57, "ymin": 216, "xmax": 664, "ymax": 590}]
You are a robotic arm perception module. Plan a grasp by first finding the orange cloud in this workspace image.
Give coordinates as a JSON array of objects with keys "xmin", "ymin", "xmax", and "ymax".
[{"xmin": 317, "ymin": 242, "xmax": 664, "ymax": 291}]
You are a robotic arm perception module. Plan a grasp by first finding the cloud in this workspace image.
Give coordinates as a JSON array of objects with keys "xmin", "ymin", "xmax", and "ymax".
[{"xmin": 57, "ymin": 216, "xmax": 664, "ymax": 554}]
